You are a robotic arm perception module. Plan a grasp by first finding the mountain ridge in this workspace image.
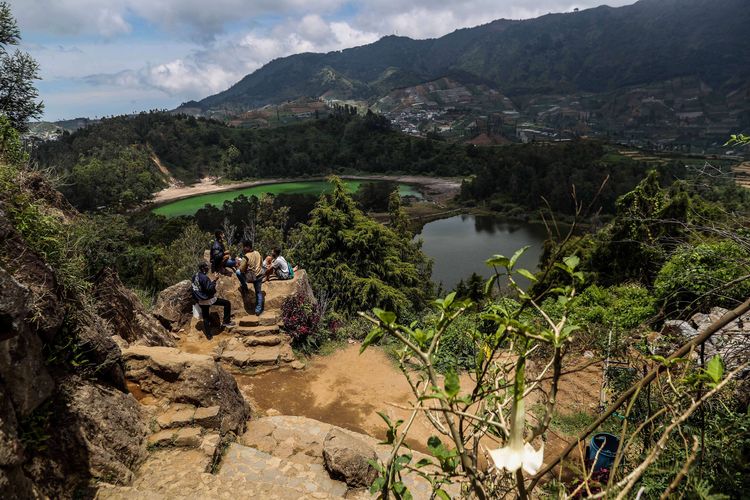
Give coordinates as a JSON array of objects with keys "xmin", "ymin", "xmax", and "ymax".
[{"xmin": 180, "ymin": 0, "xmax": 749, "ymax": 115}]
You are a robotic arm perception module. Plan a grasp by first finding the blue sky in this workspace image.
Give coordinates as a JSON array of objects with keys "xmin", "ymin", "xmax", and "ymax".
[{"xmin": 11, "ymin": 0, "xmax": 634, "ymax": 121}]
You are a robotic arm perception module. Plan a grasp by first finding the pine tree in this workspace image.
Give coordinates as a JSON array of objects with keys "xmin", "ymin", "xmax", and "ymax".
[
  {"xmin": 0, "ymin": 2, "xmax": 43, "ymax": 131},
  {"xmin": 296, "ymin": 176, "xmax": 432, "ymax": 315}
]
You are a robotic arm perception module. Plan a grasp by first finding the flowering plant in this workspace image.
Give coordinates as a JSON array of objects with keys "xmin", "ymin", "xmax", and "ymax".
[{"xmin": 280, "ymin": 291, "xmax": 321, "ymax": 343}]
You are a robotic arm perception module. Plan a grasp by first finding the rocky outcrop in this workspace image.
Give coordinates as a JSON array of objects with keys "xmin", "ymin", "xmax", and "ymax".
[
  {"xmin": 152, "ymin": 280, "xmax": 194, "ymax": 332},
  {"xmin": 662, "ymin": 306, "xmax": 750, "ymax": 370},
  {"xmin": 0, "ymin": 187, "xmax": 148, "ymax": 498},
  {"xmin": 323, "ymin": 428, "xmax": 378, "ymax": 488},
  {"xmin": 24, "ymin": 376, "xmax": 147, "ymax": 497},
  {"xmin": 122, "ymin": 346, "xmax": 250, "ymax": 435},
  {"xmin": 92, "ymin": 268, "xmax": 175, "ymax": 347}
]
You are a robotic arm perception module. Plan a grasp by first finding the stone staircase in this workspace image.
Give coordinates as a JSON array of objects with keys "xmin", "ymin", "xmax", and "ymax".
[{"xmin": 178, "ymin": 310, "xmax": 303, "ymax": 372}]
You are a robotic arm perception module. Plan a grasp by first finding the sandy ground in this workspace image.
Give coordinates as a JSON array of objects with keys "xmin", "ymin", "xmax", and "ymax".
[
  {"xmin": 236, "ymin": 344, "xmax": 602, "ymax": 464},
  {"xmin": 151, "ymin": 175, "xmax": 462, "ymax": 205}
]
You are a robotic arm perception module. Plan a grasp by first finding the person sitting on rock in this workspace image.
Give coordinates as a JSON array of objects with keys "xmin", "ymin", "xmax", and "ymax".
[
  {"xmin": 237, "ymin": 240, "xmax": 264, "ymax": 315},
  {"xmin": 192, "ymin": 262, "xmax": 235, "ymax": 339},
  {"xmin": 210, "ymin": 229, "xmax": 237, "ymax": 274},
  {"xmin": 263, "ymin": 247, "xmax": 295, "ymax": 281}
]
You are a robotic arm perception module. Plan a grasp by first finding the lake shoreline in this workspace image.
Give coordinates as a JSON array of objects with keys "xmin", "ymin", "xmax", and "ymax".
[{"xmin": 150, "ymin": 174, "xmax": 462, "ymax": 206}]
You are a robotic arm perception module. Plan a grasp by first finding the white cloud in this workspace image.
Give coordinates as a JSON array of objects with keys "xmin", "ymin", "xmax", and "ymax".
[
  {"xmin": 80, "ymin": 17, "xmax": 378, "ymax": 100},
  {"xmin": 15, "ymin": 0, "xmax": 638, "ymax": 119}
]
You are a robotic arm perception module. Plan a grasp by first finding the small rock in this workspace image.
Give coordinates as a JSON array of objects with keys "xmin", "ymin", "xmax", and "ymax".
[
  {"xmin": 322, "ymin": 428, "xmax": 378, "ymax": 488},
  {"xmin": 291, "ymin": 361, "xmax": 305, "ymax": 370},
  {"xmin": 583, "ymin": 350, "xmax": 594, "ymax": 358},
  {"xmin": 148, "ymin": 429, "xmax": 178, "ymax": 447},
  {"xmin": 200, "ymin": 433, "xmax": 221, "ymax": 457},
  {"xmin": 157, "ymin": 405, "xmax": 196, "ymax": 429},
  {"xmin": 194, "ymin": 406, "xmax": 221, "ymax": 429},
  {"xmin": 174, "ymin": 427, "xmax": 203, "ymax": 447},
  {"xmin": 266, "ymin": 408, "xmax": 281, "ymax": 417}
]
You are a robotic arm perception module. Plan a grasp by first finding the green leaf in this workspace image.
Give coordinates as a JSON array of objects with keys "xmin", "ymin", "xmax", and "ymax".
[
  {"xmin": 486, "ymin": 254, "xmax": 510, "ymax": 268},
  {"xmin": 360, "ymin": 326, "xmax": 384, "ymax": 353},
  {"xmin": 443, "ymin": 292, "xmax": 456, "ymax": 309},
  {"xmin": 435, "ymin": 490, "xmax": 451, "ymax": 500},
  {"xmin": 373, "ymin": 308, "xmax": 396, "ymax": 325},
  {"xmin": 444, "ymin": 370, "xmax": 460, "ymax": 398},
  {"xmin": 509, "ymin": 246, "xmax": 529, "ymax": 269},
  {"xmin": 563, "ymin": 255, "xmax": 580, "ymax": 270},
  {"xmin": 415, "ymin": 458, "xmax": 433, "ymax": 468},
  {"xmin": 516, "ymin": 268, "xmax": 537, "ymax": 282},
  {"xmin": 705, "ymin": 355, "xmax": 724, "ymax": 384},
  {"xmin": 370, "ymin": 476, "xmax": 385, "ymax": 494}
]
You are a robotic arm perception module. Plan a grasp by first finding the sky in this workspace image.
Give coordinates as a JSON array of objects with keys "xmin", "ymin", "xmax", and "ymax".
[{"xmin": 11, "ymin": 0, "xmax": 635, "ymax": 121}]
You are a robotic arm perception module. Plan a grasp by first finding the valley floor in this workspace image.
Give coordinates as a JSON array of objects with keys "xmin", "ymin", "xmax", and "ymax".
[{"xmin": 150, "ymin": 175, "xmax": 462, "ymax": 205}]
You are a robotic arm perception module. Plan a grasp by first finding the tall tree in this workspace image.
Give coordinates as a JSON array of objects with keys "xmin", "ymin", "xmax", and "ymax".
[
  {"xmin": 296, "ymin": 176, "xmax": 432, "ymax": 315},
  {"xmin": 0, "ymin": 2, "xmax": 43, "ymax": 131}
]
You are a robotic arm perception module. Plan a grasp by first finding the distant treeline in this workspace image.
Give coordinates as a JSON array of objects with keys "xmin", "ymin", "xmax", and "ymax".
[{"xmin": 35, "ymin": 110, "xmax": 667, "ymax": 214}]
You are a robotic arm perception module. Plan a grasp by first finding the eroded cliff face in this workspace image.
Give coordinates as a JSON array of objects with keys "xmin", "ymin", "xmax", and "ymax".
[{"xmin": 0, "ymin": 173, "xmax": 165, "ymax": 499}]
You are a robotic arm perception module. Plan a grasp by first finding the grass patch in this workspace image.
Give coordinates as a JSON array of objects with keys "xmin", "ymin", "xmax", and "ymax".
[{"xmin": 549, "ymin": 411, "xmax": 596, "ymax": 436}]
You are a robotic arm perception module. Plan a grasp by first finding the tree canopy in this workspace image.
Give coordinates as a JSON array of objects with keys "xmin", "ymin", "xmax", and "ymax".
[{"xmin": 0, "ymin": 2, "xmax": 43, "ymax": 130}]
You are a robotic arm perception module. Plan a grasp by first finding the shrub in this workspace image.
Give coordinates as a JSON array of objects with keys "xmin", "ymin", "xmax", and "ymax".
[
  {"xmin": 654, "ymin": 241, "xmax": 750, "ymax": 314},
  {"xmin": 281, "ymin": 291, "xmax": 321, "ymax": 344}
]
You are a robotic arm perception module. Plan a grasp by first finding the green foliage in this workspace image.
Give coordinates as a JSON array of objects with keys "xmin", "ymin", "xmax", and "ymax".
[
  {"xmin": 460, "ymin": 141, "xmax": 674, "ymax": 215},
  {"xmin": 654, "ymin": 241, "xmax": 750, "ymax": 314},
  {"xmin": 64, "ymin": 145, "xmax": 165, "ymax": 210},
  {"xmin": 154, "ymin": 223, "xmax": 210, "ymax": 287},
  {"xmin": 0, "ymin": 2, "xmax": 43, "ymax": 130},
  {"xmin": 296, "ymin": 177, "xmax": 432, "ymax": 316},
  {"xmin": 429, "ymin": 310, "xmax": 481, "ymax": 373},
  {"xmin": 583, "ymin": 171, "xmax": 713, "ymax": 285},
  {"xmin": 0, "ymin": 115, "xmax": 26, "ymax": 164}
]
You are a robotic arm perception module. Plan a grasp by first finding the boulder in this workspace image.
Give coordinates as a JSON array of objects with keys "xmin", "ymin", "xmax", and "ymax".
[
  {"xmin": 662, "ymin": 320, "xmax": 698, "ymax": 340},
  {"xmin": 215, "ymin": 268, "xmax": 315, "ymax": 316},
  {"xmin": 92, "ymin": 268, "xmax": 175, "ymax": 347},
  {"xmin": 153, "ymin": 280, "xmax": 194, "ymax": 331},
  {"xmin": 0, "ymin": 213, "xmax": 64, "ymax": 342},
  {"xmin": 322, "ymin": 428, "xmax": 378, "ymax": 488},
  {"xmin": 23, "ymin": 376, "xmax": 147, "ymax": 497},
  {"xmin": 122, "ymin": 346, "xmax": 250, "ymax": 435},
  {"xmin": 0, "ymin": 327, "xmax": 54, "ymax": 418},
  {"xmin": 73, "ymin": 313, "xmax": 127, "ymax": 391}
]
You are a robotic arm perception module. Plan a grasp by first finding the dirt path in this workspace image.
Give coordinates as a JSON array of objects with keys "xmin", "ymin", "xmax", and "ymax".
[
  {"xmin": 235, "ymin": 345, "xmax": 439, "ymax": 452},
  {"xmin": 236, "ymin": 344, "xmax": 602, "ymax": 461},
  {"xmin": 151, "ymin": 175, "xmax": 462, "ymax": 205}
]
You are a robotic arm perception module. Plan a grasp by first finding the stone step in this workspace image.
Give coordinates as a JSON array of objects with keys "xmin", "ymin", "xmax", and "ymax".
[
  {"xmin": 235, "ymin": 324, "xmax": 281, "ymax": 337},
  {"xmin": 219, "ymin": 343, "xmax": 296, "ymax": 368},
  {"xmin": 241, "ymin": 334, "xmax": 286, "ymax": 347},
  {"xmin": 147, "ymin": 427, "xmax": 204, "ymax": 449},
  {"xmin": 238, "ymin": 312, "xmax": 280, "ymax": 327}
]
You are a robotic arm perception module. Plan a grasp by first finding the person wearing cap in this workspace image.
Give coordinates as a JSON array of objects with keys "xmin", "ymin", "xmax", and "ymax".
[{"xmin": 191, "ymin": 262, "xmax": 236, "ymax": 339}]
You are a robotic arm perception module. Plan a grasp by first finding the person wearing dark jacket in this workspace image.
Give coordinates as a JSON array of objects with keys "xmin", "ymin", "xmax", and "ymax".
[
  {"xmin": 210, "ymin": 230, "xmax": 237, "ymax": 274},
  {"xmin": 192, "ymin": 262, "xmax": 235, "ymax": 339}
]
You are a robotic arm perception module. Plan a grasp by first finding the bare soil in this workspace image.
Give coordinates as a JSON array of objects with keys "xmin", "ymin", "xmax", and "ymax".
[{"xmin": 236, "ymin": 344, "xmax": 602, "ymax": 463}]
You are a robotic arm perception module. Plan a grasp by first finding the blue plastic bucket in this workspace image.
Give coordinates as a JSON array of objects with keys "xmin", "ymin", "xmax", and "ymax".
[{"xmin": 587, "ymin": 433, "xmax": 619, "ymax": 471}]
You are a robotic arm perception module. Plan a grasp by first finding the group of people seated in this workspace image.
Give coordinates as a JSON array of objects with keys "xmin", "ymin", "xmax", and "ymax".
[{"xmin": 190, "ymin": 229, "xmax": 296, "ymax": 339}]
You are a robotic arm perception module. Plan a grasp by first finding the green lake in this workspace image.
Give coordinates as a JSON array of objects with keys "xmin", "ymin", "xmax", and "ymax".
[{"xmin": 152, "ymin": 180, "xmax": 421, "ymax": 217}]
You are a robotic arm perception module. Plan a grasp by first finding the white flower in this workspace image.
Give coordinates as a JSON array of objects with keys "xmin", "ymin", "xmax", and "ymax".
[
  {"xmin": 489, "ymin": 441, "xmax": 544, "ymax": 475},
  {"xmin": 488, "ymin": 351, "xmax": 544, "ymax": 475}
]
